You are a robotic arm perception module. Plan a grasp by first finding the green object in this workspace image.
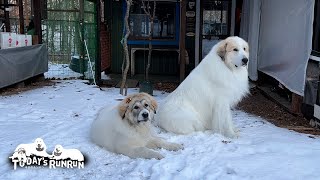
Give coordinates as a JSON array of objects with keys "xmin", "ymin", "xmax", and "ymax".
[
  {"xmin": 139, "ymin": 81, "xmax": 153, "ymax": 95},
  {"xmin": 27, "ymin": 29, "xmax": 35, "ymax": 35},
  {"xmin": 69, "ymin": 56, "xmax": 88, "ymax": 73}
]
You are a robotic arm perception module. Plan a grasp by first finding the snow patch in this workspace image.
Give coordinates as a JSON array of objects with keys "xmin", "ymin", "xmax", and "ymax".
[{"xmin": 0, "ymin": 80, "xmax": 319, "ymax": 179}]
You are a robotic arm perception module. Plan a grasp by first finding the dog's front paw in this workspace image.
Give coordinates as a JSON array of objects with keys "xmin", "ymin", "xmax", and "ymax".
[
  {"xmin": 150, "ymin": 152, "xmax": 164, "ymax": 160},
  {"xmin": 156, "ymin": 154, "xmax": 164, "ymax": 160},
  {"xmin": 166, "ymin": 143, "xmax": 184, "ymax": 151}
]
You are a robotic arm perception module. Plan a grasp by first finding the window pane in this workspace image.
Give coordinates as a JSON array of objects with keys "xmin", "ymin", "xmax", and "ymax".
[
  {"xmin": 129, "ymin": 1, "xmax": 176, "ymax": 40},
  {"xmin": 202, "ymin": 0, "xmax": 230, "ymax": 36}
]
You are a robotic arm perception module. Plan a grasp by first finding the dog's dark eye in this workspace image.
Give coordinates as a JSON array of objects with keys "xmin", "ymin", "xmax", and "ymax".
[
  {"xmin": 244, "ymin": 47, "xmax": 246, "ymax": 51},
  {"xmin": 134, "ymin": 106, "xmax": 139, "ymax": 109},
  {"xmin": 233, "ymin": 48, "xmax": 238, "ymax": 52},
  {"xmin": 144, "ymin": 104, "xmax": 148, "ymax": 107}
]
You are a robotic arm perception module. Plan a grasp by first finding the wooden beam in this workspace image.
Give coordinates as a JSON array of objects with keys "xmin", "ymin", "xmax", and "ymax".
[
  {"xmin": 18, "ymin": 0, "xmax": 24, "ymax": 34},
  {"xmin": 179, "ymin": 0, "xmax": 186, "ymax": 82},
  {"xmin": 291, "ymin": 93, "xmax": 302, "ymax": 114},
  {"xmin": 32, "ymin": 0, "xmax": 42, "ymax": 43},
  {"xmin": 4, "ymin": 0, "xmax": 10, "ymax": 32},
  {"xmin": 95, "ymin": 0, "xmax": 101, "ymax": 84},
  {"xmin": 79, "ymin": 0, "xmax": 85, "ymax": 76}
]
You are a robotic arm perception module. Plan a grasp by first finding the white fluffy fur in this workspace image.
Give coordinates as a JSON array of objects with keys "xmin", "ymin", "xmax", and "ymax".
[
  {"xmin": 91, "ymin": 93, "xmax": 183, "ymax": 159},
  {"xmin": 51, "ymin": 145, "xmax": 84, "ymax": 161},
  {"xmin": 156, "ymin": 36, "xmax": 250, "ymax": 138},
  {"xmin": 12, "ymin": 138, "xmax": 50, "ymax": 157}
]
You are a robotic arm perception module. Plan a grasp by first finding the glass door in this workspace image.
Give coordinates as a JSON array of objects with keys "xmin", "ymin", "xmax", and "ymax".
[{"xmin": 201, "ymin": 0, "xmax": 232, "ymax": 58}]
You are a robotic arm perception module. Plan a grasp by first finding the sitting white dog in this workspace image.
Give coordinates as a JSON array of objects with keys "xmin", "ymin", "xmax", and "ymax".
[
  {"xmin": 91, "ymin": 93, "xmax": 183, "ymax": 160},
  {"xmin": 12, "ymin": 138, "xmax": 50, "ymax": 157},
  {"xmin": 156, "ymin": 36, "xmax": 250, "ymax": 138},
  {"xmin": 51, "ymin": 144, "xmax": 84, "ymax": 161}
]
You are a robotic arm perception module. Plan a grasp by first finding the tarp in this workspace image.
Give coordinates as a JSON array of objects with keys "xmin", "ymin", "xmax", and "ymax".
[
  {"xmin": 239, "ymin": 0, "xmax": 261, "ymax": 81},
  {"xmin": 241, "ymin": 0, "xmax": 314, "ymax": 96},
  {"xmin": 0, "ymin": 44, "xmax": 48, "ymax": 88},
  {"xmin": 258, "ymin": 0, "xmax": 314, "ymax": 96}
]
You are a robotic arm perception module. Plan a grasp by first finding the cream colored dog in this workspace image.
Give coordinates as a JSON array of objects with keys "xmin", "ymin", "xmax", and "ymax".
[
  {"xmin": 156, "ymin": 36, "xmax": 250, "ymax": 138},
  {"xmin": 51, "ymin": 144, "xmax": 84, "ymax": 161},
  {"xmin": 91, "ymin": 93, "xmax": 183, "ymax": 159},
  {"xmin": 12, "ymin": 138, "xmax": 50, "ymax": 157}
]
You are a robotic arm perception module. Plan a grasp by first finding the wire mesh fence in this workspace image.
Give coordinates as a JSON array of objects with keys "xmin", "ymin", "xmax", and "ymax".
[{"xmin": 43, "ymin": 0, "xmax": 97, "ymax": 80}]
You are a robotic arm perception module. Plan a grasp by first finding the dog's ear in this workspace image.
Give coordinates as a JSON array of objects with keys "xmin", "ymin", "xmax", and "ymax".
[
  {"xmin": 118, "ymin": 96, "xmax": 131, "ymax": 119},
  {"xmin": 145, "ymin": 93, "xmax": 158, "ymax": 114},
  {"xmin": 150, "ymin": 98, "xmax": 158, "ymax": 114},
  {"xmin": 217, "ymin": 40, "xmax": 228, "ymax": 60}
]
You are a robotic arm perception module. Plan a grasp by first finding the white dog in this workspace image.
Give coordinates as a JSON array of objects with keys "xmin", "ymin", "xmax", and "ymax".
[
  {"xmin": 51, "ymin": 144, "xmax": 84, "ymax": 161},
  {"xmin": 12, "ymin": 138, "xmax": 50, "ymax": 157},
  {"xmin": 91, "ymin": 93, "xmax": 183, "ymax": 160},
  {"xmin": 156, "ymin": 36, "xmax": 250, "ymax": 138}
]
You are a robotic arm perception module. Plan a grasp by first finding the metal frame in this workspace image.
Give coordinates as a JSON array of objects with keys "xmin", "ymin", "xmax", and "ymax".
[
  {"xmin": 124, "ymin": 1, "xmax": 180, "ymax": 46},
  {"xmin": 43, "ymin": 0, "xmax": 98, "ymax": 81}
]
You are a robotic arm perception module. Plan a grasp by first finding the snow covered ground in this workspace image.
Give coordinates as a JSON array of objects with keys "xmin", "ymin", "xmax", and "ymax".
[
  {"xmin": 45, "ymin": 62, "xmax": 107, "ymax": 81},
  {"xmin": 44, "ymin": 63, "xmax": 84, "ymax": 79},
  {"xmin": 0, "ymin": 80, "xmax": 320, "ymax": 180}
]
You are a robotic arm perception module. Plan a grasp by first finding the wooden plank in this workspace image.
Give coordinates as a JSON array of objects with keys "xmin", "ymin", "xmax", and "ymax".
[
  {"xmin": 285, "ymin": 126, "xmax": 315, "ymax": 131},
  {"xmin": 32, "ymin": 35, "xmax": 39, "ymax": 45},
  {"xmin": 18, "ymin": 0, "xmax": 24, "ymax": 34},
  {"xmin": 258, "ymin": 85, "xmax": 292, "ymax": 113},
  {"xmin": 291, "ymin": 93, "xmax": 302, "ymax": 114}
]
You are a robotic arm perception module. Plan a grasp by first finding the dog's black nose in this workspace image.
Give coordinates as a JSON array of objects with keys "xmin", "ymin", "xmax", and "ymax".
[
  {"xmin": 142, "ymin": 112, "xmax": 149, "ymax": 118},
  {"xmin": 242, "ymin": 58, "xmax": 248, "ymax": 65}
]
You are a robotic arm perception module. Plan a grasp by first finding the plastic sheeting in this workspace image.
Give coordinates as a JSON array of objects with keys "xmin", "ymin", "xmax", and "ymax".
[
  {"xmin": 0, "ymin": 44, "xmax": 48, "ymax": 88},
  {"xmin": 239, "ymin": 0, "xmax": 261, "ymax": 81},
  {"xmin": 257, "ymin": 0, "xmax": 314, "ymax": 96}
]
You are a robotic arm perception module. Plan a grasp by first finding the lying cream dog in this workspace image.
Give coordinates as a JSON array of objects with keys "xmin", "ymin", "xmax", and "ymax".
[
  {"xmin": 51, "ymin": 144, "xmax": 84, "ymax": 161},
  {"xmin": 91, "ymin": 93, "xmax": 183, "ymax": 159}
]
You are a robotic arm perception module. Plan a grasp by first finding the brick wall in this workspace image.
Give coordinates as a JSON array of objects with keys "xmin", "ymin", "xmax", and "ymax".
[{"xmin": 100, "ymin": 22, "xmax": 111, "ymax": 71}]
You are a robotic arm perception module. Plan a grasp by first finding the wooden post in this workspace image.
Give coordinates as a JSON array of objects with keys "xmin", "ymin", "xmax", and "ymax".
[
  {"xmin": 179, "ymin": 0, "xmax": 186, "ymax": 82},
  {"xmin": 95, "ymin": 0, "xmax": 102, "ymax": 84},
  {"xmin": 4, "ymin": 0, "xmax": 10, "ymax": 32},
  {"xmin": 18, "ymin": 0, "xmax": 25, "ymax": 34},
  {"xmin": 291, "ymin": 93, "xmax": 302, "ymax": 114},
  {"xmin": 32, "ymin": 0, "xmax": 42, "ymax": 43},
  {"xmin": 80, "ymin": 0, "xmax": 85, "ymax": 75}
]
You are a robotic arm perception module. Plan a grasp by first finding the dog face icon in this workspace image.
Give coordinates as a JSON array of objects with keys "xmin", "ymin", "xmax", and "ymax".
[
  {"xmin": 53, "ymin": 145, "xmax": 63, "ymax": 156},
  {"xmin": 35, "ymin": 138, "xmax": 46, "ymax": 151}
]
